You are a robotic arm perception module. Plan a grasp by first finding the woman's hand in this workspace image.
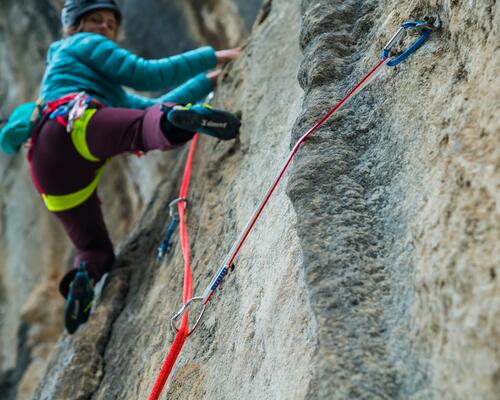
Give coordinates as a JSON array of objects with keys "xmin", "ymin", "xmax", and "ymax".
[
  {"xmin": 209, "ymin": 48, "xmax": 240, "ymax": 87},
  {"xmin": 215, "ymin": 47, "xmax": 241, "ymax": 64},
  {"xmin": 206, "ymin": 69, "xmax": 222, "ymax": 86}
]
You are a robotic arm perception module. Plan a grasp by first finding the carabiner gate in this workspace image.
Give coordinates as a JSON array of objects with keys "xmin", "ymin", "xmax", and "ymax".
[{"xmin": 383, "ymin": 26, "xmax": 407, "ymax": 55}]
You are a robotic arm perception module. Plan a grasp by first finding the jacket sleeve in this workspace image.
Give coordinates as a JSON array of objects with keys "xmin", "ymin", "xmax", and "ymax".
[
  {"xmin": 68, "ymin": 33, "xmax": 218, "ymax": 92},
  {"xmin": 124, "ymin": 92, "xmax": 157, "ymax": 109},
  {"xmin": 125, "ymin": 74, "xmax": 214, "ymax": 109},
  {"xmin": 161, "ymin": 74, "xmax": 213, "ymax": 104}
]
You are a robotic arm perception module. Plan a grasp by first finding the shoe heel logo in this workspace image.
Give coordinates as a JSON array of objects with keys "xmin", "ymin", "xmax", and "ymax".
[{"xmin": 201, "ymin": 119, "xmax": 228, "ymax": 128}]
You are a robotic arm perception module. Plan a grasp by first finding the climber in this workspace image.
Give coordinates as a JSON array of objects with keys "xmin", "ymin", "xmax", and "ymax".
[{"xmin": 29, "ymin": 0, "xmax": 242, "ymax": 334}]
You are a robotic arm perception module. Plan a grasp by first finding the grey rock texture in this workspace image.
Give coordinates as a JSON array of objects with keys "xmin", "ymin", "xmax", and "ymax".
[
  {"xmin": 0, "ymin": 1, "xmax": 263, "ymax": 399},
  {"xmin": 290, "ymin": 0, "xmax": 499, "ymax": 399},
  {"xmin": 0, "ymin": 0, "xmax": 498, "ymax": 399}
]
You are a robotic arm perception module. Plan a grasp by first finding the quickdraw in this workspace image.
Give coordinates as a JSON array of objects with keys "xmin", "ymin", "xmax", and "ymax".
[{"xmin": 156, "ymin": 198, "xmax": 187, "ymax": 261}]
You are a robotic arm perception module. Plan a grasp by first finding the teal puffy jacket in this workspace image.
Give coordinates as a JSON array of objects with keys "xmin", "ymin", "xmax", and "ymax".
[{"xmin": 40, "ymin": 32, "xmax": 217, "ymax": 108}]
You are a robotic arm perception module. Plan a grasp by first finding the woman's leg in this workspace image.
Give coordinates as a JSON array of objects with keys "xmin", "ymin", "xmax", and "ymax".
[
  {"xmin": 84, "ymin": 102, "xmax": 241, "ymax": 160},
  {"xmin": 84, "ymin": 104, "xmax": 194, "ymax": 159},
  {"xmin": 56, "ymin": 193, "xmax": 115, "ymax": 298},
  {"xmin": 31, "ymin": 119, "xmax": 117, "ymax": 297}
]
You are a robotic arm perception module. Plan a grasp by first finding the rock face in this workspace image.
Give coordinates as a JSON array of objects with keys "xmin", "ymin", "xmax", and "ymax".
[
  {"xmin": 0, "ymin": 0, "xmax": 499, "ymax": 399},
  {"xmin": 290, "ymin": 0, "xmax": 499, "ymax": 398}
]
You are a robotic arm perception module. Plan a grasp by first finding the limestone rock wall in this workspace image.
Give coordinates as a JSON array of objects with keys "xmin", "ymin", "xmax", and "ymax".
[{"xmin": 290, "ymin": 0, "xmax": 499, "ymax": 398}]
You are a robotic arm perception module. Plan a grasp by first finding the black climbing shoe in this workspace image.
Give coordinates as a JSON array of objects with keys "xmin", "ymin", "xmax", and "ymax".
[
  {"xmin": 167, "ymin": 104, "xmax": 241, "ymax": 140},
  {"xmin": 64, "ymin": 263, "xmax": 95, "ymax": 334}
]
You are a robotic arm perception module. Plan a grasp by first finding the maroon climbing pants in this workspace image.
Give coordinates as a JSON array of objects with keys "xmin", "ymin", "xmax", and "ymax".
[{"xmin": 30, "ymin": 104, "xmax": 190, "ymax": 297}]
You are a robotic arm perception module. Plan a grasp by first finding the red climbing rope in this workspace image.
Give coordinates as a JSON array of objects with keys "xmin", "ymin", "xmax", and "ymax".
[
  {"xmin": 148, "ymin": 134, "xmax": 199, "ymax": 400},
  {"xmin": 200, "ymin": 56, "xmax": 390, "ymax": 305},
  {"xmin": 226, "ymin": 57, "xmax": 388, "ymax": 269},
  {"xmin": 157, "ymin": 58, "xmax": 390, "ymax": 399}
]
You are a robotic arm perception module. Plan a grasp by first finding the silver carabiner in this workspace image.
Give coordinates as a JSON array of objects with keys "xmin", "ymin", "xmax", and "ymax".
[
  {"xmin": 170, "ymin": 296, "xmax": 207, "ymax": 336},
  {"xmin": 168, "ymin": 197, "xmax": 187, "ymax": 218}
]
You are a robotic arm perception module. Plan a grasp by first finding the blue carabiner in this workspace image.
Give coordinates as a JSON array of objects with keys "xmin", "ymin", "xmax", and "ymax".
[
  {"xmin": 382, "ymin": 20, "xmax": 435, "ymax": 67},
  {"xmin": 156, "ymin": 197, "xmax": 187, "ymax": 261},
  {"xmin": 157, "ymin": 215, "xmax": 179, "ymax": 261}
]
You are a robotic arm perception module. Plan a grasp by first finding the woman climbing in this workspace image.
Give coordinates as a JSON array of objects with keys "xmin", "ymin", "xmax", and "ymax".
[{"xmin": 30, "ymin": 0, "xmax": 242, "ymax": 334}]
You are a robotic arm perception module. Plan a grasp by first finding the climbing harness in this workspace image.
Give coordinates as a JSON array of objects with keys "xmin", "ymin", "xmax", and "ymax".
[
  {"xmin": 157, "ymin": 197, "xmax": 187, "ymax": 261},
  {"xmin": 27, "ymin": 93, "xmax": 106, "ymax": 211},
  {"xmin": 149, "ymin": 18, "xmax": 439, "ymax": 399},
  {"xmin": 44, "ymin": 92, "xmax": 101, "ymax": 129}
]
